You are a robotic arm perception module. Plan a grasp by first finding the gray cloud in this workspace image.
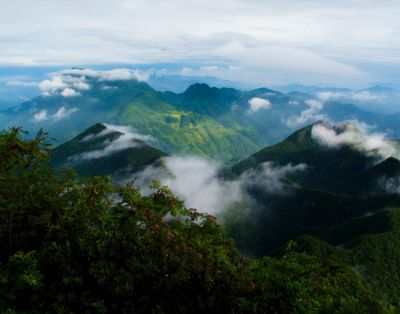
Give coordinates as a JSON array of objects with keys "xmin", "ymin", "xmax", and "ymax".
[{"xmin": 1, "ymin": 1, "xmax": 400, "ymax": 86}]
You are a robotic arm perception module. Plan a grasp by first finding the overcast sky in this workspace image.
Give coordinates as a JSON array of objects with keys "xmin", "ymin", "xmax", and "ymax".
[{"xmin": 1, "ymin": 0, "xmax": 400, "ymax": 87}]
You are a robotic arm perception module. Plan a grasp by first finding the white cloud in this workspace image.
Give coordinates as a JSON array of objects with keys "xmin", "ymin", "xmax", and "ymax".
[
  {"xmin": 241, "ymin": 161, "xmax": 307, "ymax": 194},
  {"xmin": 53, "ymin": 106, "xmax": 79, "ymax": 121},
  {"xmin": 61, "ymin": 68, "xmax": 149, "ymax": 82},
  {"xmin": 180, "ymin": 67, "xmax": 192, "ymax": 75},
  {"xmin": 247, "ymin": 97, "xmax": 271, "ymax": 113},
  {"xmin": 33, "ymin": 110, "xmax": 48, "ymax": 122},
  {"xmin": 288, "ymin": 100, "xmax": 300, "ymax": 106},
  {"xmin": 199, "ymin": 65, "xmax": 219, "ymax": 74},
  {"xmin": 39, "ymin": 74, "xmax": 89, "ymax": 96},
  {"xmin": 214, "ymin": 41, "xmax": 368, "ymax": 86},
  {"xmin": 131, "ymin": 156, "xmax": 243, "ymax": 215},
  {"xmin": 39, "ymin": 76, "xmax": 68, "ymax": 95},
  {"xmin": 162, "ymin": 157, "xmax": 242, "ymax": 215},
  {"xmin": 100, "ymin": 85, "xmax": 118, "ymax": 90},
  {"xmin": 73, "ymin": 124, "xmax": 154, "ymax": 160},
  {"xmin": 3, "ymin": 1, "xmax": 399, "ymax": 86},
  {"xmin": 131, "ymin": 156, "xmax": 307, "ymax": 215},
  {"xmin": 32, "ymin": 106, "xmax": 79, "ymax": 122},
  {"xmin": 98, "ymin": 69, "xmax": 149, "ymax": 81},
  {"xmin": 284, "ymin": 99, "xmax": 327, "ymax": 127},
  {"xmin": 38, "ymin": 68, "xmax": 148, "ymax": 97},
  {"xmin": 61, "ymin": 88, "xmax": 80, "ymax": 97},
  {"xmin": 380, "ymin": 177, "xmax": 400, "ymax": 194},
  {"xmin": 317, "ymin": 90, "xmax": 385, "ymax": 102},
  {"xmin": 311, "ymin": 121, "xmax": 397, "ymax": 159},
  {"xmin": 6, "ymin": 80, "xmax": 38, "ymax": 87}
]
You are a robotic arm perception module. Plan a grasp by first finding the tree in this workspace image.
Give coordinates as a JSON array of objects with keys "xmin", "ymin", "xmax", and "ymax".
[{"xmin": 0, "ymin": 128, "xmax": 389, "ymax": 313}]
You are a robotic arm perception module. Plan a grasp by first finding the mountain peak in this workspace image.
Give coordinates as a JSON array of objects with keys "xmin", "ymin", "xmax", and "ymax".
[
  {"xmin": 74, "ymin": 123, "xmax": 107, "ymax": 141},
  {"xmin": 183, "ymin": 83, "xmax": 213, "ymax": 95},
  {"xmin": 52, "ymin": 123, "xmax": 166, "ymax": 178}
]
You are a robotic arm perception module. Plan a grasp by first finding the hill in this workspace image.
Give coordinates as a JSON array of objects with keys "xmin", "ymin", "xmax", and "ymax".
[
  {"xmin": 2, "ymin": 68, "xmax": 400, "ymax": 162},
  {"xmin": 226, "ymin": 122, "xmax": 400, "ymax": 254},
  {"xmin": 51, "ymin": 123, "xmax": 166, "ymax": 178}
]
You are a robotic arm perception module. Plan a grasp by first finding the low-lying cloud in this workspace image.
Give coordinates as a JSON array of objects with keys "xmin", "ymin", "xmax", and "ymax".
[
  {"xmin": 72, "ymin": 124, "xmax": 154, "ymax": 161},
  {"xmin": 247, "ymin": 97, "xmax": 271, "ymax": 113},
  {"xmin": 132, "ymin": 157, "xmax": 243, "ymax": 215},
  {"xmin": 131, "ymin": 156, "xmax": 307, "ymax": 216},
  {"xmin": 241, "ymin": 162, "xmax": 307, "ymax": 194},
  {"xmin": 39, "ymin": 74, "xmax": 90, "ymax": 97},
  {"xmin": 62, "ymin": 68, "xmax": 149, "ymax": 82},
  {"xmin": 317, "ymin": 90, "xmax": 385, "ymax": 103},
  {"xmin": 33, "ymin": 110, "xmax": 48, "ymax": 122},
  {"xmin": 311, "ymin": 121, "xmax": 397, "ymax": 159},
  {"xmin": 380, "ymin": 177, "xmax": 400, "ymax": 194},
  {"xmin": 38, "ymin": 68, "xmax": 149, "ymax": 97},
  {"xmin": 32, "ymin": 106, "xmax": 79, "ymax": 122},
  {"xmin": 284, "ymin": 99, "xmax": 327, "ymax": 128}
]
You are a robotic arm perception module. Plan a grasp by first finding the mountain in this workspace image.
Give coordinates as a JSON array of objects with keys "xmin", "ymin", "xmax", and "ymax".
[
  {"xmin": 223, "ymin": 122, "xmax": 400, "ymax": 307},
  {"xmin": 231, "ymin": 122, "xmax": 379, "ymax": 190},
  {"xmin": 0, "ymin": 73, "xmax": 265, "ymax": 161},
  {"xmin": 2, "ymin": 68, "xmax": 400, "ymax": 162},
  {"xmin": 272, "ymin": 84, "xmax": 351, "ymax": 95},
  {"xmin": 146, "ymin": 74, "xmax": 250, "ymax": 92},
  {"xmin": 226, "ymin": 122, "xmax": 400, "ymax": 255},
  {"xmin": 275, "ymin": 83, "xmax": 400, "ymax": 114},
  {"xmin": 51, "ymin": 123, "xmax": 166, "ymax": 178}
]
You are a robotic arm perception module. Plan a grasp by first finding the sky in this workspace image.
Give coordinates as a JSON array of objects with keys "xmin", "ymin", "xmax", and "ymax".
[{"xmin": 1, "ymin": 0, "xmax": 400, "ymax": 87}]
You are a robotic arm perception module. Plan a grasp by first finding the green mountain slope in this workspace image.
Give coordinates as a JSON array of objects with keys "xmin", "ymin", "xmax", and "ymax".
[
  {"xmin": 224, "ymin": 122, "xmax": 400, "ymax": 309},
  {"xmin": 226, "ymin": 122, "xmax": 400, "ymax": 254},
  {"xmin": 0, "ymin": 75, "xmax": 262, "ymax": 161},
  {"xmin": 3, "ymin": 68, "xmax": 400, "ymax": 162},
  {"xmin": 292, "ymin": 207, "xmax": 400, "ymax": 309},
  {"xmin": 232, "ymin": 122, "xmax": 378, "ymax": 190},
  {"xmin": 51, "ymin": 123, "xmax": 166, "ymax": 178}
]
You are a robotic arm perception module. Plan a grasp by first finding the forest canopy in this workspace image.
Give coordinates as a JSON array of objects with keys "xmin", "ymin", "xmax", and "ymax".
[{"xmin": 0, "ymin": 128, "xmax": 388, "ymax": 313}]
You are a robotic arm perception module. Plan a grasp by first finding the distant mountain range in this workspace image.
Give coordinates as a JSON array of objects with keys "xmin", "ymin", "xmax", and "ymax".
[{"xmin": 2, "ymin": 69, "xmax": 400, "ymax": 163}]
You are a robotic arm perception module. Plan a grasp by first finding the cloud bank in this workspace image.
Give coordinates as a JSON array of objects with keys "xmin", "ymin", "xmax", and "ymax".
[
  {"xmin": 38, "ymin": 68, "xmax": 148, "ymax": 97},
  {"xmin": 4, "ymin": 1, "xmax": 398, "ymax": 86},
  {"xmin": 317, "ymin": 90, "xmax": 386, "ymax": 103},
  {"xmin": 311, "ymin": 121, "xmax": 397, "ymax": 159},
  {"xmin": 131, "ymin": 156, "xmax": 307, "ymax": 216}
]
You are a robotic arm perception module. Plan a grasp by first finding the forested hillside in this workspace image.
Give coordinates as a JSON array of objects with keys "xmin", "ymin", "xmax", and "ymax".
[{"xmin": 0, "ymin": 127, "xmax": 391, "ymax": 313}]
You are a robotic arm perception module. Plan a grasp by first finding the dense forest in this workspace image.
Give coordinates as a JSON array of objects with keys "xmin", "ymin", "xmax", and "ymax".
[{"xmin": 0, "ymin": 128, "xmax": 394, "ymax": 313}]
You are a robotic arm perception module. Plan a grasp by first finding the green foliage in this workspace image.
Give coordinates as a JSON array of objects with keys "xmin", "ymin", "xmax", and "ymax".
[{"xmin": 0, "ymin": 128, "xmax": 390, "ymax": 313}]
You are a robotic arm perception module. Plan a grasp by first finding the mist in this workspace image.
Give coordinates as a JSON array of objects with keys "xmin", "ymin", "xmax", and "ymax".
[
  {"xmin": 71, "ymin": 124, "xmax": 154, "ymax": 161},
  {"xmin": 311, "ymin": 121, "xmax": 397, "ymax": 160},
  {"xmin": 129, "ymin": 156, "xmax": 308, "ymax": 216}
]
